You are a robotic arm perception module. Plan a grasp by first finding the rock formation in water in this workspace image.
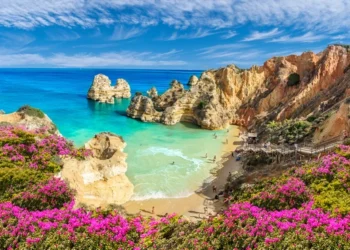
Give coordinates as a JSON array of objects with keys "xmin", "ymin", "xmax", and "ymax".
[
  {"xmin": 187, "ymin": 75, "xmax": 199, "ymax": 86},
  {"xmin": 60, "ymin": 132, "xmax": 134, "ymax": 208},
  {"xmin": 87, "ymin": 74, "xmax": 131, "ymax": 104},
  {"xmin": 0, "ymin": 105, "xmax": 59, "ymax": 134},
  {"xmin": 126, "ymin": 45, "xmax": 350, "ymax": 135},
  {"xmin": 147, "ymin": 87, "xmax": 158, "ymax": 99}
]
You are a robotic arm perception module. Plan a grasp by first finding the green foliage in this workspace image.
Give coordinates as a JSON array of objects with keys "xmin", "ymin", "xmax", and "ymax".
[
  {"xmin": 245, "ymin": 152, "xmax": 273, "ymax": 167},
  {"xmin": 287, "ymin": 73, "xmax": 300, "ymax": 86},
  {"xmin": 306, "ymin": 115, "xmax": 317, "ymax": 123},
  {"xmin": 17, "ymin": 105, "xmax": 45, "ymax": 118},
  {"xmin": 197, "ymin": 100, "xmax": 208, "ymax": 109},
  {"xmin": 0, "ymin": 167, "xmax": 50, "ymax": 201},
  {"xmin": 267, "ymin": 119, "xmax": 312, "ymax": 144}
]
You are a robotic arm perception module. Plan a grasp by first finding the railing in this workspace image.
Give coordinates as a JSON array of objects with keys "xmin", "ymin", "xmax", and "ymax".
[{"xmin": 239, "ymin": 135, "xmax": 344, "ymax": 156}]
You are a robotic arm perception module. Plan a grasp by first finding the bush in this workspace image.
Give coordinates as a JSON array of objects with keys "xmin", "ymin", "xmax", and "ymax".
[
  {"xmin": 17, "ymin": 105, "xmax": 45, "ymax": 118},
  {"xmin": 267, "ymin": 119, "xmax": 312, "ymax": 144},
  {"xmin": 287, "ymin": 73, "xmax": 300, "ymax": 86},
  {"xmin": 12, "ymin": 177, "xmax": 73, "ymax": 210},
  {"xmin": 197, "ymin": 101, "xmax": 207, "ymax": 109}
]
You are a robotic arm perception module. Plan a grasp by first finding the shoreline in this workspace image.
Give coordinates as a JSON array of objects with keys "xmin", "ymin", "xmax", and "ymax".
[{"xmin": 122, "ymin": 126, "xmax": 243, "ymax": 220}]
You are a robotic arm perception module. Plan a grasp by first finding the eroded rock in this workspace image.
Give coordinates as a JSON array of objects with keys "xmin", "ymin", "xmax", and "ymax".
[
  {"xmin": 87, "ymin": 74, "xmax": 131, "ymax": 104},
  {"xmin": 60, "ymin": 132, "xmax": 134, "ymax": 208}
]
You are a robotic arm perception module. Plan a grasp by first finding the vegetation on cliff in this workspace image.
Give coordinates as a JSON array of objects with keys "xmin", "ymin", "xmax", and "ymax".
[
  {"xmin": 0, "ymin": 125, "xmax": 349, "ymax": 249},
  {"xmin": 267, "ymin": 119, "xmax": 312, "ymax": 144}
]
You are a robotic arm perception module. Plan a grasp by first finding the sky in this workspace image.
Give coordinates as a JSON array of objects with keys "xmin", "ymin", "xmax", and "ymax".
[{"xmin": 0, "ymin": 0, "xmax": 349, "ymax": 70}]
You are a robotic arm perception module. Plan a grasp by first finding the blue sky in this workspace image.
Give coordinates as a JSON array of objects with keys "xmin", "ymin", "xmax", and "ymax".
[{"xmin": 0, "ymin": 0, "xmax": 349, "ymax": 69}]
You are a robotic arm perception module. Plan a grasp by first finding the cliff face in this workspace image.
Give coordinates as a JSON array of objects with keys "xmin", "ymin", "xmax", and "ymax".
[
  {"xmin": 126, "ymin": 45, "xmax": 350, "ymax": 131},
  {"xmin": 61, "ymin": 132, "xmax": 134, "ymax": 208},
  {"xmin": 0, "ymin": 106, "xmax": 59, "ymax": 134},
  {"xmin": 87, "ymin": 74, "xmax": 131, "ymax": 104}
]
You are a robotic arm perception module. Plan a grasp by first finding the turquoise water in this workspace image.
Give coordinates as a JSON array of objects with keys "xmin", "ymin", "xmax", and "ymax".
[{"xmin": 0, "ymin": 69, "xmax": 229, "ymax": 199}]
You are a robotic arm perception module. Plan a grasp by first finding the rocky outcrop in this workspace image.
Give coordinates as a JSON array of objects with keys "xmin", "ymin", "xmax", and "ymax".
[
  {"xmin": 0, "ymin": 106, "xmax": 59, "ymax": 134},
  {"xmin": 87, "ymin": 74, "xmax": 131, "ymax": 104},
  {"xmin": 187, "ymin": 75, "xmax": 199, "ymax": 86},
  {"xmin": 147, "ymin": 87, "xmax": 158, "ymax": 99},
  {"xmin": 60, "ymin": 132, "xmax": 134, "ymax": 208},
  {"xmin": 127, "ymin": 45, "xmax": 350, "ymax": 130}
]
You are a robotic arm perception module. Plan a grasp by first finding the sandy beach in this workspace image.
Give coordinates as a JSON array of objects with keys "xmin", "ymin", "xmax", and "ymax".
[{"xmin": 122, "ymin": 126, "xmax": 243, "ymax": 220}]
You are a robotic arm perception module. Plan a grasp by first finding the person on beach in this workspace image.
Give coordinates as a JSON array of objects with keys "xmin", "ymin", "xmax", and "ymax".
[
  {"xmin": 152, "ymin": 206, "xmax": 155, "ymax": 214},
  {"xmin": 213, "ymin": 155, "xmax": 216, "ymax": 162},
  {"xmin": 232, "ymin": 151, "xmax": 235, "ymax": 157},
  {"xmin": 227, "ymin": 172, "xmax": 232, "ymax": 182},
  {"xmin": 212, "ymin": 185, "xmax": 217, "ymax": 193},
  {"xmin": 171, "ymin": 161, "xmax": 175, "ymax": 165}
]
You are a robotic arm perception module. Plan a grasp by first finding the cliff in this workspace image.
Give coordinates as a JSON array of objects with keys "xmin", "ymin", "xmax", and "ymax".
[
  {"xmin": 126, "ymin": 45, "xmax": 350, "ymax": 133},
  {"xmin": 60, "ymin": 132, "xmax": 134, "ymax": 208},
  {"xmin": 87, "ymin": 74, "xmax": 131, "ymax": 104},
  {"xmin": 0, "ymin": 105, "xmax": 59, "ymax": 134}
]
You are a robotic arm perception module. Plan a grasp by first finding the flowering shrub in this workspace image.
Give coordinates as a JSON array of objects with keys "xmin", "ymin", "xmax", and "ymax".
[
  {"xmin": 0, "ymin": 126, "xmax": 350, "ymax": 249},
  {"xmin": 251, "ymin": 177, "xmax": 310, "ymax": 210},
  {"xmin": 12, "ymin": 178, "xmax": 74, "ymax": 211}
]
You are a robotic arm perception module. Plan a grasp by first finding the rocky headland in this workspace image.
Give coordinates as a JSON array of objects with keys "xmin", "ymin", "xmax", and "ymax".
[
  {"xmin": 87, "ymin": 74, "xmax": 131, "ymax": 104},
  {"xmin": 0, "ymin": 105, "xmax": 59, "ymax": 134},
  {"xmin": 60, "ymin": 132, "xmax": 134, "ymax": 208},
  {"xmin": 126, "ymin": 45, "xmax": 350, "ymax": 141}
]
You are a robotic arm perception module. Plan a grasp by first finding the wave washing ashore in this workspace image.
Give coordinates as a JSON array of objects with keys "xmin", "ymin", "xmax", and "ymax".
[{"xmin": 0, "ymin": 68, "xmax": 237, "ymax": 203}]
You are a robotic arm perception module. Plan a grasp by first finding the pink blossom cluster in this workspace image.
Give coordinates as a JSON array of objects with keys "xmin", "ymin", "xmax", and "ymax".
[
  {"xmin": 222, "ymin": 202, "xmax": 350, "ymax": 245},
  {"xmin": 12, "ymin": 178, "xmax": 73, "ymax": 211},
  {"xmin": 0, "ymin": 126, "xmax": 90, "ymax": 171},
  {"xmin": 0, "ymin": 201, "xmax": 177, "ymax": 249}
]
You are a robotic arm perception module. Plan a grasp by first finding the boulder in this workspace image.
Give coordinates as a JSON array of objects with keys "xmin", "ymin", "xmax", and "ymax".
[{"xmin": 187, "ymin": 75, "xmax": 199, "ymax": 86}]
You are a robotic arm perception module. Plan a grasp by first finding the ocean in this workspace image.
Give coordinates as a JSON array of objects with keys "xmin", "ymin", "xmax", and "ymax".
[{"xmin": 0, "ymin": 68, "xmax": 231, "ymax": 200}]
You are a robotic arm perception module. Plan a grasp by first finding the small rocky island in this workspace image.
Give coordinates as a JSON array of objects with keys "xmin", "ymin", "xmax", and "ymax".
[{"xmin": 87, "ymin": 74, "xmax": 131, "ymax": 104}]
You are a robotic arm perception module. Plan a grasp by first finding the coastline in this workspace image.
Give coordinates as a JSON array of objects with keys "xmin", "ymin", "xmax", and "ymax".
[{"xmin": 122, "ymin": 126, "xmax": 243, "ymax": 220}]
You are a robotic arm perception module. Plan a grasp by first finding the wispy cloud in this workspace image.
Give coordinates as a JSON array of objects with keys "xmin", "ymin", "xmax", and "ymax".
[
  {"xmin": 0, "ymin": 51, "xmax": 187, "ymax": 68},
  {"xmin": 0, "ymin": 32, "xmax": 35, "ymax": 47},
  {"xmin": 149, "ymin": 49, "xmax": 182, "ymax": 59},
  {"xmin": 0, "ymin": 0, "xmax": 349, "ymax": 34},
  {"xmin": 197, "ymin": 43, "xmax": 249, "ymax": 56},
  {"xmin": 45, "ymin": 29, "xmax": 80, "ymax": 41},
  {"xmin": 110, "ymin": 26, "xmax": 145, "ymax": 41},
  {"xmin": 243, "ymin": 28, "xmax": 282, "ymax": 41},
  {"xmin": 164, "ymin": 28, "xmax": 216, "ymax": 40},
  {"xmin": 270, "ymin": 32, "xmax": 326, "ymax": 43},
  {"xmin": 221, "ymin": 31, "xmax": 237, "ymax": 39}
]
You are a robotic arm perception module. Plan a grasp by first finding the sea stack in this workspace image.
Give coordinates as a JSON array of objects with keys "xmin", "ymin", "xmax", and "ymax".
[
  {"xmin": 187, "ymin": 75, "xmax": 199, "ymax": 86},
  {"xmin": 61, "ymin": 132, "xmax": 134, "ymax": 208},
  {"xmin": 87, "ymin": 74, "xmax": 131, "ymax": 104}
]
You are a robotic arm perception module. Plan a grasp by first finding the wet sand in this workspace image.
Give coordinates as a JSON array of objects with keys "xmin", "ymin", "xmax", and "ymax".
[{"xmin": 122, "ymin": 126, "xmax": 243, "ymax": 220}]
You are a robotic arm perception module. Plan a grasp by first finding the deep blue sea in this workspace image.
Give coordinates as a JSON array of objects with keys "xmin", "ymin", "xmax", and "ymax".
[{"xmin": 0, "ymin": 69, "xmax": 231, "ymax": 199}]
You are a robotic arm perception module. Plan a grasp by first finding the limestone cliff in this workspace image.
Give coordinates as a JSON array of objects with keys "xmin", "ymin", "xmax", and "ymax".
[
  {"xmin": 87, "ymin": 74, "xmax": 131, "ymax": 104},
  {"xmin": 60, "ymin": 132, "xmax": 134, "ymax": 208},
  {"xmin": 0, "ymin": 105, "xmax": 59, "ymax": 134},
  {"xmin": 127, "ymin": 45, "xmax": 350, "ymax": 132}
]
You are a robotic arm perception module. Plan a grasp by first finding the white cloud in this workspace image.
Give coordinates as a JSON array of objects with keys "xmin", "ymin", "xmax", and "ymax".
[
  {"xmin": 0, "ymin": 51, "xmax": 187, "ymax": 67},
  {"xmin": 243, "ymin": 28, "xmax": 282, "ymax": 41},
  {"xmin": 164, "ymin": 29, "xmax": 216, "ymax": 40},
  {"xmin": 221, "ymin": 31, "xmax": 237, "ymax": 39},
  {"xmin": 1, "ymin": 0, "xmax": 348, "ymax": 33},
  {"xmin": 110, "ymin": 26, "xmax": 145, "ymax": 41},
  {"xmin": 0, "ymin": 32, "xmax": 35, "ymax": 47},
  {"xmin": 45, "ymin": 29, "xmax": 80, "ymax": 41},
  {"xmin": 197, "ymin": 43, "xmax": 249, "ymax": 56},
  {"xmin": 270, "ymin": 32, "xmax": 326, "ymax": 43}
]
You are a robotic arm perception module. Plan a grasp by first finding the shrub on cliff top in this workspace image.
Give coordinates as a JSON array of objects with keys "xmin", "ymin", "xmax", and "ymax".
[
  {"xmin": 17, "ymin": 105, "xmax": 45, "ymax": 118},
  {"xmin": 287, "ymin": 73, "xmax": 300, "ymax": 86}
]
